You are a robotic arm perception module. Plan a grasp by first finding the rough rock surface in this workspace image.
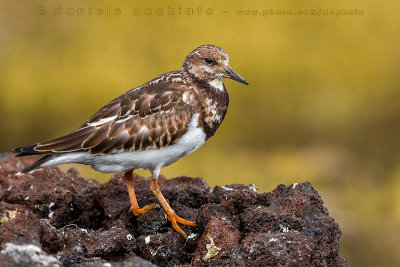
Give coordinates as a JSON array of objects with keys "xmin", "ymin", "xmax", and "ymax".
[{"xmin": 0, "ymin": 154, "xmax": 346, "ymax": 266}]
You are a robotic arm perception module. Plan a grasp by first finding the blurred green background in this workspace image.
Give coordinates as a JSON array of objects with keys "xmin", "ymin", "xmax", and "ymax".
[{"xmin": 1, "ymin": 0, "xmax": 399, "ymax": 265}]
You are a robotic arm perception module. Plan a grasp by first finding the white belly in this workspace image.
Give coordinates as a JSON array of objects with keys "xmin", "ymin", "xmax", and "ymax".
[{"xmin": 43, "ymin": 114, "xmax": 206, "ymax": 174}]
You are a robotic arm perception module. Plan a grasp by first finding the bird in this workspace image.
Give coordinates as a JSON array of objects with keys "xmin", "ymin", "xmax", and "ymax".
[{"xmin": 13, "ymin": 44, "xmax": 248, "ymax": 238}]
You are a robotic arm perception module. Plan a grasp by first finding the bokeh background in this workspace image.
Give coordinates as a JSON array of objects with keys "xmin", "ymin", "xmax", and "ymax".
[{"xmin": 1, "ymin": 0, "xmax": 399, "ymax": 265}]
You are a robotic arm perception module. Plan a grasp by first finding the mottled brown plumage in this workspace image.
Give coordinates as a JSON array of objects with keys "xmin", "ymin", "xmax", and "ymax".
[
  {"xmin": 33, "ymin": 74, "xmax": 194, "ymax": 154},
  {"xmin": 15, "ymin": 45, "xmax": 247, "ymax": 160}
]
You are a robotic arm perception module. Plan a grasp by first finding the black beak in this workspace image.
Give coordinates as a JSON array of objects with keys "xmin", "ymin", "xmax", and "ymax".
[{"xmin": 226, "ymin": 67, "xmax": 249, "ymax": 85}]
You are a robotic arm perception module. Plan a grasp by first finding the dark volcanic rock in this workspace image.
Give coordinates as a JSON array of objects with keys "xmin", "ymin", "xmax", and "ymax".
[{"xmin": 0, "ymin": 154, "xmax": 346, "ymax": 266}]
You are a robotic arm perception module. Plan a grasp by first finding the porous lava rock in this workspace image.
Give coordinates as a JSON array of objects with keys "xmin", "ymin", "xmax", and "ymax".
[{"xmin": 0, "ymin": 154, "xmax": 346, "ymax": 266}]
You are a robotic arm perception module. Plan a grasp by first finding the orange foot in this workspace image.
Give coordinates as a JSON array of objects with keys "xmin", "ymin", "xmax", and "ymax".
[
  {"xmin": 130, "ymin": 203, "xmax": 158, "ymax": 216},
  {"xmin": 166, "ymin": 211, "xmax": 198, "ymax": 238},
  {"xmin": 124, "ymin": 170, "xmax": 158, "ymax": 216},
  {"xmin": 150, "ymin": 177, "xmax": 198, "ymax": 238}
]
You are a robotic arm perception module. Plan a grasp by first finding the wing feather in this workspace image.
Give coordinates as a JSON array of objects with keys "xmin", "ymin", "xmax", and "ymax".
[
  {"xmin": 35, "ymin": 126, "xmax": 94, "ymax": 152},
  {"xmin": 22, "ymin": 73, "xmax": 195, "ymax": 154}
]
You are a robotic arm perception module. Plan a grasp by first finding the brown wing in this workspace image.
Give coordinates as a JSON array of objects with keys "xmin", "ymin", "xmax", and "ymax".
[{"xmin": 33, "ymin": 77, "xmax": 194, "ymax": 154}]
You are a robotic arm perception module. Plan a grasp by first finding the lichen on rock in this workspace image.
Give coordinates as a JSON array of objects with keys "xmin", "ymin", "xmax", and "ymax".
[{"xmin": 202, "ymin": 233, "xmax": 221, "ymax": 261}]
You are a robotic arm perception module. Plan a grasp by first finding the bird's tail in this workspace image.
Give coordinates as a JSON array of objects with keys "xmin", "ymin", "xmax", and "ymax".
[{"xmin": 13, "ymin": 144, "xmax": 52, "ymax": 173}]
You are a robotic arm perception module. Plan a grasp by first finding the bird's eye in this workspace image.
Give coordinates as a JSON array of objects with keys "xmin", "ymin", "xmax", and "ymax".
[{"xmin": 204, "ymin": 58, "xmax": 214, "ymax": 65}]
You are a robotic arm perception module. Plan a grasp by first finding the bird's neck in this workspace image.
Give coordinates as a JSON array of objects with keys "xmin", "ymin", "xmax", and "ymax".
[{"xmin": 186, "ymin": 74, "xmax": 229, "ymax": 140}]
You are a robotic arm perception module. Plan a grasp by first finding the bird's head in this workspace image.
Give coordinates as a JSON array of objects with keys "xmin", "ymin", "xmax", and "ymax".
[{"xmin": 182, "ymin": 45, "xmax": 248, "ymax": 90}]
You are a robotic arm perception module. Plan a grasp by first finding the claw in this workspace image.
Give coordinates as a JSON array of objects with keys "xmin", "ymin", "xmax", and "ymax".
[
  {"xmin": 167, "ymin": 212, "xmax": 198, "ymax": 238},
  {"xmin": 130, "ymin": 203, "xmax": 158, "ymax": 216}
]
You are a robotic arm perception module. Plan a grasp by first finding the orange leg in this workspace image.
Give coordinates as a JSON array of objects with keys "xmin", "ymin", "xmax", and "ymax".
[
  {"xmin": 124, "ymin": 170, "xmax": 157, "ymax": 216},
  {"xmin": 149, "ymin": 177, "xmax": 197, "ymax": 238}
]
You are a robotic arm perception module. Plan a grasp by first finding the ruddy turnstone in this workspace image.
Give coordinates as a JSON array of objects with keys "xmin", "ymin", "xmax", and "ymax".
[{"xmin": 13, "ymin": 44, "xmax": 248, "ymax": 237}]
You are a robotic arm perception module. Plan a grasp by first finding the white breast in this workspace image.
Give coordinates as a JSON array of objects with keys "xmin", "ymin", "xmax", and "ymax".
[{"xmin": 43, "ymin": 114, "xmax": 206, "ymax": 176}]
